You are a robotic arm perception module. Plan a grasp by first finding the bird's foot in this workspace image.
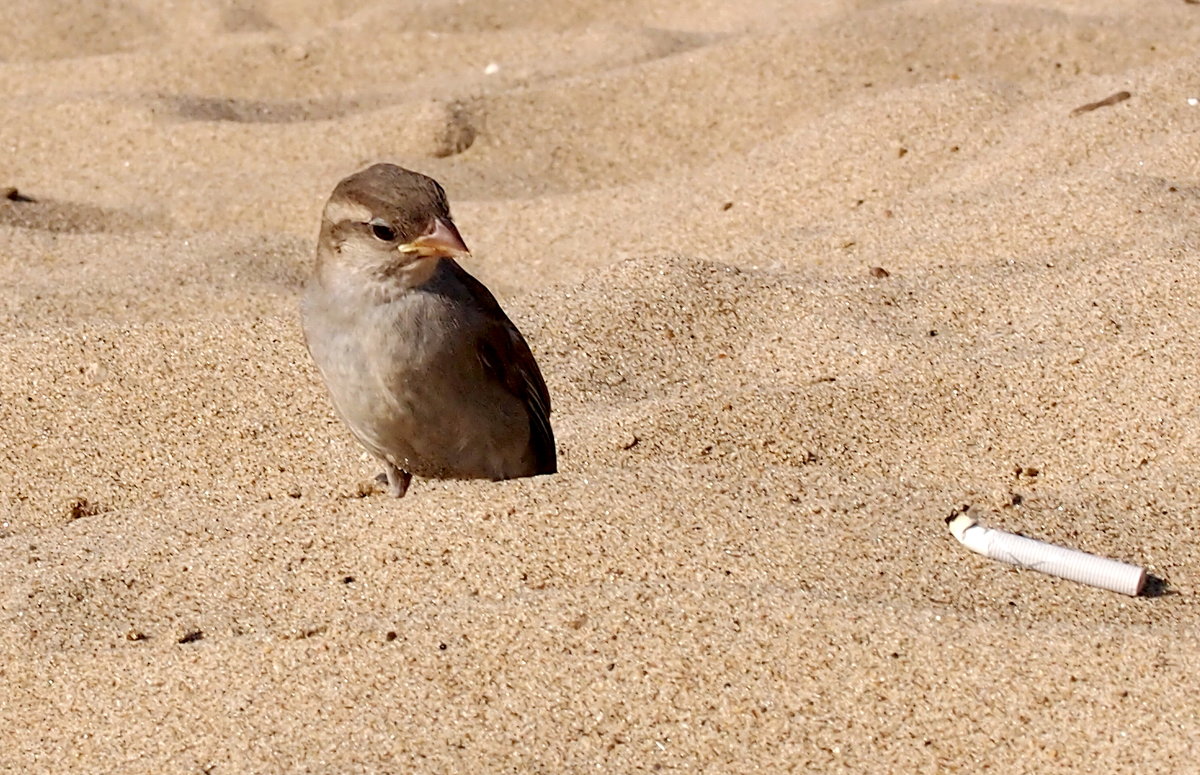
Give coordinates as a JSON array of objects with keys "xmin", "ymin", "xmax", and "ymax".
[{"xmin": 379, "ymin": 463, "xmax": 412, "ymax": 498}]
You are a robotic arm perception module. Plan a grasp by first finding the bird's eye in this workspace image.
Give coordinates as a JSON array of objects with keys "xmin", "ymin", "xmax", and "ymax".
[{"xmin": 369, "ymin": 220, "xmax": 396, "ymax": 242}]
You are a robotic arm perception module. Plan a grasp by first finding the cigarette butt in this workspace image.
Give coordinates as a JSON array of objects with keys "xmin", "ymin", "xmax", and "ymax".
[{"xmin": 947, "ymin": 512, "xmax": 1146, "ymax": 596}]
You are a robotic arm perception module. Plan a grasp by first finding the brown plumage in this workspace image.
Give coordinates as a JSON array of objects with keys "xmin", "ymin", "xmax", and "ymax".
[{"xmin": 301, "ymin": 163, "xmax": 555, "ymax": 497}]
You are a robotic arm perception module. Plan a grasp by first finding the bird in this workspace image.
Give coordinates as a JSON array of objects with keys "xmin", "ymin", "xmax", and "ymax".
[{"xmin": 300, "ymin": 163, "xmax": 556, "ymax": 498}]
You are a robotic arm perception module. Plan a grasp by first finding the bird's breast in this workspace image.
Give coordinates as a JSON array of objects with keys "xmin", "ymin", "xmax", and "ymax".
[{"xmin": 302, "ymin": 285, "xmax": 532, "ymax": 480}]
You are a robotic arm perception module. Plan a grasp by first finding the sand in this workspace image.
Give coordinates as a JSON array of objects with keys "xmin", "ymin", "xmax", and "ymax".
[{"xmin": 2, "ymin": 0, "xmax": 1199, "ymax": 771}]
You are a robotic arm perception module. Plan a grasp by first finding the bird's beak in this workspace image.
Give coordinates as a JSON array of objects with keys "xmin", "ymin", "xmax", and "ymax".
[{"xmin": 398, "ymin": 217, "xmax": 470, "ymax": 258}]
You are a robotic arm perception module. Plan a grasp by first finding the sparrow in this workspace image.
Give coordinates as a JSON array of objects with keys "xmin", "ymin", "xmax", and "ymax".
[{"xmin": 300, "ymin": 163, "xmax": 556, "ymax": 497}]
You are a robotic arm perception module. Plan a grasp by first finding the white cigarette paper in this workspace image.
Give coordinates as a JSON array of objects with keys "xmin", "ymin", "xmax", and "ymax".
[{"xmin": 947, "ymin": 513, "xmax": 1146, "ymax": 596}]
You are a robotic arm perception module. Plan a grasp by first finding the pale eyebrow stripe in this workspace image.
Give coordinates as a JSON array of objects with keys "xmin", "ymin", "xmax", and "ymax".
[{"xmin": 323, "ymin": 199, "xmax": 374, "ymax": 225}]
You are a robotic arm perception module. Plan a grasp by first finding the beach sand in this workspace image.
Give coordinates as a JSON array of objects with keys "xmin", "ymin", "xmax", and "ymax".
[{"xmin": 2, "ymin": 0, "xmax": 1199, "ymax": 770}]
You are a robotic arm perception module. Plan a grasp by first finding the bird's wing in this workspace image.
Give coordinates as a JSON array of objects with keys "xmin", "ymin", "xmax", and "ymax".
[{"xmin": 451, "ymin": 263, "xmax": 557, "ymax": 475}]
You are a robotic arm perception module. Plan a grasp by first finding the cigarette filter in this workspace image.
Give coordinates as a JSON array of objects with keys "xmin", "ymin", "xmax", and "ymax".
[{"xmin": 947, "ymin": 512, "xmax": 1146, "ymax": 596}]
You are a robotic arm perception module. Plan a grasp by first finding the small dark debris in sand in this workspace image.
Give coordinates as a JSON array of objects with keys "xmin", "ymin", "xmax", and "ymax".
[
  {"xmin": 1070, "ymin": 91, "xmax": 1130, "ymax": 116},
  {"xmin": 721, "ymin": 201, "xmax": 733, "ymax": 211},
  {"xmin": 178, "ymin": 630, "xmax": 204, "ymax": 644},
  {"xmin": 3, "ymin": 187, "xmax": 35, "ymax": 202},
  {"xmin": 125, "ymin": 630, "xmax": 148, "ymax": 642},
  {"xmin": 342, "ymin": 575, "xmax": 355, "ymax": 584},
  {"xmin": 869, "ymin": 266, "xmax": 890, "ymax": 278},
  {"xmin": 897, "ymin": 147, "xmax": 908, "ymax": 158},
  {"xmin": 385, "ymin": 631, "xmax": 398, "ymax": 642},
  {"xmin": 341, "ymin": 479, "xmax": 381, "ymax": 498},
  {"xmin": 66, "ymin": 496, "xmax": 105, "ymax": 520}
]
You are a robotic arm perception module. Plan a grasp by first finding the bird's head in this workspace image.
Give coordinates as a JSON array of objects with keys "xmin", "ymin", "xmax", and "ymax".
[{"xmin": 317, "ymin": 163, "xmax": 470, "ymax": 289}]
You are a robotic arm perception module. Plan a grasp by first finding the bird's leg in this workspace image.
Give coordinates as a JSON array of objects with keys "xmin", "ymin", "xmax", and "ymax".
[{"xmin": 378, "ymin": 461, "xmax": 412, "ymax": 498}]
